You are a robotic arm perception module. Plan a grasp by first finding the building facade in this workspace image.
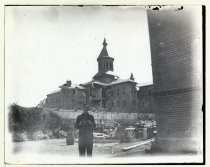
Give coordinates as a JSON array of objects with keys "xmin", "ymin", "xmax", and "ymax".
[
  {"xmin": 45, "ymin": 80, "xmax": 86, "ymax": 110},
  {"xmin": 137, "ymin": 84, "xmax": 156, "ymax": 114},
  {"xmin": 44, "ymin": 39, "xmax": 150, "ymax": 113}
]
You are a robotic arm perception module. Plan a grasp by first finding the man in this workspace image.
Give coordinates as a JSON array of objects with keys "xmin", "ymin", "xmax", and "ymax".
[{"xmin": 75, "ymin": 104, "xmax": 96, "ymax": 157}]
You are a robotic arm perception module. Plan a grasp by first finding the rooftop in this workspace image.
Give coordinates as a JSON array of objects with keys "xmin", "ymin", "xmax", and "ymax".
[
  {"xmin": 59, "ymin": 84, "xmax": 85, "ymax": 89},
  {"xmin": 81, "ymin": 78, "xmax": 137, "ymax": 87},
  {"xmin": 136, "ymin": 81, "xmax": 153, "ymax": 87},
  {"xmin": 47, "ymin": 89, "xmax": 61, "ymax": 96},
  {"xmin": 47, "ymin": 84, "xmax": 86, "ymax": 96}
]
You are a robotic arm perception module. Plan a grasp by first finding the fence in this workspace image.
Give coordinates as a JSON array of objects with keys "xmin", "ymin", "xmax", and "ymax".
[{"xmin": 43, "ymin": 108, "xmax": 155, "ymax": 122}]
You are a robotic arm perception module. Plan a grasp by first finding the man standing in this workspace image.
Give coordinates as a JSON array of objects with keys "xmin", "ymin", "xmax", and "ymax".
[{"xmin": 75, "ymin": 104, "xmax": 96, "ymax": 157}]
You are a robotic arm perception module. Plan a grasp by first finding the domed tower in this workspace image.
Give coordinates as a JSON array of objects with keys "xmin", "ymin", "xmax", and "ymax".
[{"xmin": 93, "ymin": 38, "xmax": 116, "ymax": 83}]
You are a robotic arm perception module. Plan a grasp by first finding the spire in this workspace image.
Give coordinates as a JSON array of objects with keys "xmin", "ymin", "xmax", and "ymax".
[
  {"xmin": 97, "ymin": 38, "xmax": 109, "ymax": 59},
  {"xmin": 103, "ymin": 38, "xmax": 107, "ymax": 47},
  {"xmin": 130, "ymin": 73, "xmax": 135, "ymax": 81},
  {"xmin": 96, "ymin": 38, "xmax": 114, "ymax": 74}
]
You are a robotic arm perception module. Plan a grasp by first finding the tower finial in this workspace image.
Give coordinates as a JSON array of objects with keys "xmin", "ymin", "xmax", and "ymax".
[
  {"xmin": 103, "ymin": 38, "xmax": 107, "ymax": 47},
  {"xmin": 130, "ymin": 73, "xmax": 135, "ymax": 81}
]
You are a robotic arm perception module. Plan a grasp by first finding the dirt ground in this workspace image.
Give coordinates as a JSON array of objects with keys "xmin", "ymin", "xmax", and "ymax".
[
  {"xmin": 7, "ymin": 138, "xmax": 202, "ymax": 164},
  {"xmin": 12, "ymin": 138, "xmax": 150, "ymax": 157}
]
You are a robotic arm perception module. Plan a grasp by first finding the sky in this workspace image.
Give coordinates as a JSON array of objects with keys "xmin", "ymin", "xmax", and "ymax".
[{"xmin": 5, "ymin": 6, "xmax": 153, "ymax": 107}]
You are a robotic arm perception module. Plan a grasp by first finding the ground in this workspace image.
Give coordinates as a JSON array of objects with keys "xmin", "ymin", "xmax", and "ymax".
[
  {"xmin": 12, "ymin": 138, "xmax": 150, "ymax": 157},
  {"xmin": 7, "ymin": 138, "xmax": 202, "ymax": 164}
]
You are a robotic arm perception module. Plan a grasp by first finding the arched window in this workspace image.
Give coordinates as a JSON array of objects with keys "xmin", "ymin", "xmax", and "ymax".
[{"xmin": 105, "ymin": 62, "xmax": 108, "ymax": 69}]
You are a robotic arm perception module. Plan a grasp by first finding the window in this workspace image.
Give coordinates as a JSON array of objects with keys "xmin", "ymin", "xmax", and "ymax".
[
  {"xmin": 123, "ymin": 100, "xmax": 126, "ymax": 106},
  {"xmin": 132, "ymin": 100, "xmax": 136, "ymax": 106},
  {"xmin": 102, "ymin": 102, "xmax": 106, "ymax": 108},
  {"xmin": 106, "ymin": 89, "xmax": 113, "ymax": 97},
  {"xmin": 131, "ymin": 89, "xmax": 136, "ymax": 94},
  {"xmin": 148, "ymin": 90, "xmax": 152, "ymax": 96},
  {"xmin": 107, "ymin": 63, "xmax": 110, "ymax": 69},
  {"xmin": 105, "ymin": 62, "xmax": 108, "ymax": 69}
]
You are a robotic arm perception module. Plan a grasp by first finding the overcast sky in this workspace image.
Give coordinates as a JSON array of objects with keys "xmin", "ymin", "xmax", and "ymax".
[{"xmin": 5, "ymin": 6, "xmax": 153, "ymax": 107}]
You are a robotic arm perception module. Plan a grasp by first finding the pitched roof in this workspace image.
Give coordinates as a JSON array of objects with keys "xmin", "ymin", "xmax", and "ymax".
[{"xmin": 93, "ymin": 70, "xmax": 118, "ymax": 79}]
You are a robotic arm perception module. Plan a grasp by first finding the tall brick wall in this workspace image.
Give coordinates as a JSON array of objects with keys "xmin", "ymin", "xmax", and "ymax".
[{"xmin": 147, "ymin": 7, "xmax": 203, "ymax": 153}]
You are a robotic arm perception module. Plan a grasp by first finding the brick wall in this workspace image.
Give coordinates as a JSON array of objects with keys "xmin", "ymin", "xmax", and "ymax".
[
  {"xmin": 147, "ymin": 6, "xmax": 203, "ymax": 153},
  {"xmin": 149, "ymin": 7, "xmax": 202, "ymax": 92}
]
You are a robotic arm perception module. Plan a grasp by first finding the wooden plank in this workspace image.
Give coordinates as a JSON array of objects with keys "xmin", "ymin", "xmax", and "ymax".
[{"xmin": 121, "ymin": 138, "xmax": 155, "ymax": 151}]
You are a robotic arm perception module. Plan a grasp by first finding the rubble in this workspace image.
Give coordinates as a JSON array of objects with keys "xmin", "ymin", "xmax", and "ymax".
[
  {"xmin": 13, "ymin": 132, "xmax": 29, "ymax": 142},
  {"xmin": 93, "ymin": 133, "xmax": 109, "ymax": 139},
  {"xmin": 33, "ymin": 131, "xmax": 50, "ymax": 140}
]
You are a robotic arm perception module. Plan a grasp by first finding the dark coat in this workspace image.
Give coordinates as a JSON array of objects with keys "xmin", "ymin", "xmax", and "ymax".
[{"xmin": 74, "ymin": 112, "xmax": 96, "ymax": 142}]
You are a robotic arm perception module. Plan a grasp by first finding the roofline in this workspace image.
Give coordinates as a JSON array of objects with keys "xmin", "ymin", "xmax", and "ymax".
[
  {"xmin": 97, "ymin": 56, "xmax": 114, "ymax": 61},
  {"xmin": 136, "ymin": 83, "xmax": 154, "ymax": 87},
  {"xmin": 81, "ymin": 79, "xmax": 137, "ymax": 88},
  {"xmin": 47, "ymin": 90, "xmax": 61, "ymax": 96},
  {"xmin": 108, "ymin": 80, "xmax": 137, "ymax": 86}
]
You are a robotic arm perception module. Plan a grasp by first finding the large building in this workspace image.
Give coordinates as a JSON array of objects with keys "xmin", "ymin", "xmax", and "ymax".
[
  {"xmin": 45, "ymin": 80, "xmax": 86, "ymax": 110},
  {"xmin": 44, "ymin": 39, "xmax": 142, "ymax": 113}
]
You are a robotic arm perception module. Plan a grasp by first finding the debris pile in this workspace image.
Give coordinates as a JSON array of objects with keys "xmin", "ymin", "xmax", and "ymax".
[{"xmin": 90, "ymin": 118, "xmax": 156, "ymax": 143}]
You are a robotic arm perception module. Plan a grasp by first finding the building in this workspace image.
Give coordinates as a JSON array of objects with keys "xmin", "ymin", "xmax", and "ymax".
[
  {"xmin": 45, "ymin": 80, "xmax": 86, "ymax": 110},
  {"xmin": 137, "ymin": 84, "xmax": 156, "ymax": 114},
  {"xmin": 44, "ymin": 39, "xmax": 141, "ymax": 113},
  {"xmin": 147, "ymin": 7, "xmax": 203, "ymax": 153}
]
